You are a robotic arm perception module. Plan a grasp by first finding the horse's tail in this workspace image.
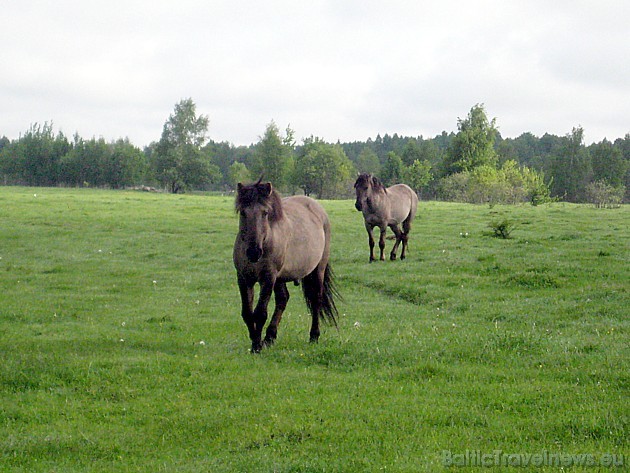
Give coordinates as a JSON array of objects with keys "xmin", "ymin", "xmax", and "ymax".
[{"xmin": 302, "ymin": 264, "xmax": 340, "ymax": 326}]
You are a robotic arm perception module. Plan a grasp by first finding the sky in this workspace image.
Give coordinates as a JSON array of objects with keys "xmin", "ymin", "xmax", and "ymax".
[{"xmin": 1, "ymin": 0, "xmax": 629, "ymax": 148}]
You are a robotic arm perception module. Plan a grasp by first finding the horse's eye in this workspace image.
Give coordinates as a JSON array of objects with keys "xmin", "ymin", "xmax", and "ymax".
[
  {"xmin": 262, "ymin": 210, "xmax": 269, "ymax": 218},
  {"xmin": 240, "ymin": 210, "xmax": 246, "ymax": 217}
]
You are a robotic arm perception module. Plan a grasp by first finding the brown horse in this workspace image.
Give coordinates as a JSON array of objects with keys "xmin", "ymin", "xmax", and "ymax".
[
  {"xmin": 233, "ymin": 180, "xmax": 339, "ymax": 353},
  {"xmin": 354, "ymin": 173, "xmax": 419, "ymax": 262}
]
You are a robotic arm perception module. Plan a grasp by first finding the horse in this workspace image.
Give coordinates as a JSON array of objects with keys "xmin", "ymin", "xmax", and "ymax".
[
  {"xmin": 353, "ymin": 173, "xmax": 419, "ymax": 262},
  {"xmin": 233, "ymin": 180, "xmax": 339, "ymax": 353}
]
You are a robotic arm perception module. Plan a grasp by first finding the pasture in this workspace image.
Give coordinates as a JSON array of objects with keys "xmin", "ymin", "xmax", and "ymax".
[{"xmin": 0, "ymin": 187, "xmax": 627, "ymax": 472}]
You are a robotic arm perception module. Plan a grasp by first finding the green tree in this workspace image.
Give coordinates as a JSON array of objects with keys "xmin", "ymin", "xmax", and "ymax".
[
  {"xmin": 104, "ymin": 139, "xmax": 148, "ymax": 188},
  {"xmin": 381, "ymin": 151, "xmax": 404, "ymax": 186},
  {"xmin": 183, "ymin": 149, "xmax": 221, "ymax": 191},
  {"xmin": 442, "ymin": 104, "xmax": 498, "ymax": 175},
  {"xmin": 590, "ymin": 139, "xmax": 627, "ymax": 188},
  {"xmin": 404, "ymin": 159, "xmax": 433, "ymax": 196},
  {"xmin": 0, "ymin": 140, "xmax": 17, "ymax": 183},
  {"xmin": 549, "ymin": 127, "xmax": 592, "ymax": 202},
  {"xmin": 0, "ymin": 137, "xmax": 9, "ymax": 184},
  {"xmin": 293, "ymin": 138, "xmax": 354, "ymax": 198},
  {"xmin": 2, "ymin": 123, "xmax": 70, "ymax": 186},
  {"xmin": 510, "ymin": 132, "xmax": 543, "ymax": 168},
  {"xmin": 283, "ymin": 124, "xmax": 296, "ymax": 148},
  {"xmin": 355, "ymin": 147, "xmax": 380, "ymax": 175},
  {"xmin": 401, "ymin": 139, "xmax": 423, "ymax": 166},
  {"xmin": 60, "ymin": 136, "xmax": 109, "ymax": 187},
  {"xmin": 585, "ymin": 180, "xmax": 624, "ymax": 208},
  {"xmin": 204, "ymin": 141, "xmax": 235, "ymax": 188},
  {"xmin": 496, "ymin": 138, "xmax": 519, "ymax": 166},
  {"xmin": 437, "ymin": 160, "xmax": 551, "ymax": 205},
  {"xmin": 293, "ymin": 140, "xmax": 319, "ymax": 197},
  {"xmin": 616, "ymin": 134, "xmax": 630, "ymax": 201},
  {"xmin": 519, "ymin": 165, "xmax": 553, "ymax": 206},
  {"xmin": 228, "ymin": 161, "xmax": 251, "ymax": 190},
  {"xmin": 251, "ymin": 121, "xmax": 294, "ymax": 189},
  {"xmin": 417, "ymin": 139, "xmax": 443, "ymax": 167},
  {"xmin": 152, "ymin": 98, "xmax": 217, "ymax": 193}
]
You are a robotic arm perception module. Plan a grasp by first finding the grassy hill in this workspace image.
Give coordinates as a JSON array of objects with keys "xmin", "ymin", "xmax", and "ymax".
[{"xmin": 0, "ymin": 187, "xmax": 627, "ymax": 471}]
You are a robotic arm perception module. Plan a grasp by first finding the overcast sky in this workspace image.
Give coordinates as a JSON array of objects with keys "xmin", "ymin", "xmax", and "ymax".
[{"xmin": 2, "ymin": 0, "xmax": 629, "ymax": 147}]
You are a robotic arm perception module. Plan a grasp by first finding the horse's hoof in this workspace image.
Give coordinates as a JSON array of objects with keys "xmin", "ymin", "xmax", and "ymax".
[
  {"xmin": 251, "ymin": 342, "xmax": 263, "ymax": 353},
  {"xmin": 263, "ymin": 336, "xmax": 276, "ymax": 347},
  {"xmin": 309, "ymin": 334, "xmax": 320, "ymax": 343}
]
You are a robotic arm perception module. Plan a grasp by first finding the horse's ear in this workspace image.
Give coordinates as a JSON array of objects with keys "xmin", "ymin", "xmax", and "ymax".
[
  {"xmin": 237, "ymin": 182, "xmax": 243, "ymax": 192},
  {"xmin": 372, "ymin": 176, "xmax": 380, "ymax": 187},
  {"xmin": 260, "ymin": 182, "xmax": 272, "ymax": 197}
]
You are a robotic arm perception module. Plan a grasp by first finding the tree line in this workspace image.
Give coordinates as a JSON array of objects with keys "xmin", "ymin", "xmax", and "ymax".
[{"xmin": 1, "ymin": 99, "xmax": 628, "ymax": 205}]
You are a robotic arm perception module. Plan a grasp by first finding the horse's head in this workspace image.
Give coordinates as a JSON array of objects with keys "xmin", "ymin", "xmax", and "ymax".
[
  {"xmin": 235, "ymin": 181, "xmax": 283, "ymax": 263},
  {"xmin": 353, "ymin": 173, "xmax": 383, "ymax": 212}
]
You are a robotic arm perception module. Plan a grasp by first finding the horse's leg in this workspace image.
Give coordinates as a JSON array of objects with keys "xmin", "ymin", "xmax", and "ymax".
[
  {"xmin": 400, "ymin": 215, "xmax": 413, "ymax": 260},
  {"xmin": 389, "ymin": 224, "xmax": 403, "ymax": 260},
  {"xmin": 237, "ymin": 276, "xmax": 257, "ymax": 346},
  {"xmin": 302, "ymin": 269, "xmax": 323, "ymax": 342},
  {"xmin": 378, "ymin": 226, "xmax": 387, "ymax": 261},
  {"xmin": 364, "ymin": 223, "xmax": 376, "ymax": 262},
  {"xmin": 264, "ymin": 281, "xmax": 289, "ymax": 346},
  {"xmin": 310, "ymin": 302, "xmax": 321, "ymax": 343},
  {"xmin": 251, "ymin": 275, "xmax": 275, "ymax": 353}
]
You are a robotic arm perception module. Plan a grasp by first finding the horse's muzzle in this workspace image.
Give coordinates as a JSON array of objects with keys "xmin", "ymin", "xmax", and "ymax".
[
  {"xmin": 246, "ymin": 246, "xmax": 263, "ymax": 263},
  {"xmin": 354, "ymin": 201, "xmax": 362, "ymax": 211}
]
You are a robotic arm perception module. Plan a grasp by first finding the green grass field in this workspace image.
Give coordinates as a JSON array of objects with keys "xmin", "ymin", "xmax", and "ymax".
[{"xmin": 0, "ymin": 187, "xmax": 627, "ymax": 472}]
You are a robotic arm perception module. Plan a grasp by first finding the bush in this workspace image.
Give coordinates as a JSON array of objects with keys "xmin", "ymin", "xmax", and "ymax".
[
  {"xmin": 585, "ymin": 180, "xmax": 625, "ymax": 208},
  {"xmin": 488, "ymin": 219, "xmax": 515, "ymax": 239},
  {"xmin": 437, "ymin": 161, "xmax": 552, "ymax": 205}
]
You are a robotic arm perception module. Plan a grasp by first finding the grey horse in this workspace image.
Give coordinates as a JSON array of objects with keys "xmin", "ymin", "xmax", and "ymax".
[
  {"xmin": 353, "ymin": 173, "xmax": 418, "ymax": 262},
  {"xmin": 234, "ymin": 180, "xmax": 339, "ymax": 352}
]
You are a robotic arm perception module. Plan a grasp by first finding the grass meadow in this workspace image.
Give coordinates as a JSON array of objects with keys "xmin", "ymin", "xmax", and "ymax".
[{"xmin": 0, "ymin": 186, "xmax": 627, "ymax": 472}]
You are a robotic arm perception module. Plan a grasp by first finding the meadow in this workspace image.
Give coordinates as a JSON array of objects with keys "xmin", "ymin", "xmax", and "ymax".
[{"xmin": 0, "ymin": 186, "xmax": 627, "ymax": 472}]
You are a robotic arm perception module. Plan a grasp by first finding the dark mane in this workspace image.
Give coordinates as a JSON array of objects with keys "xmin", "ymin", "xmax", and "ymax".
[
  {"xmin": 235, "ymin": 181, "xmax": 284, "ymax": 222},
  {"xmin": 354, "ymin": 173, "xmax": 386, "ymax": 194},
  {"xmin": 354, "ymin": 173, "xmax": 370, "ymax": 188}
]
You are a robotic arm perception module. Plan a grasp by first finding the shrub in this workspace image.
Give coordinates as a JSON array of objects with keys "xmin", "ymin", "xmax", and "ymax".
[
  {"xmin": 585, "ymin": 180, "xmax": 625, "ymax": 208},
  {"xmin": 488, "ymin": 219, "xmax": 515, "ymax": 239},
  {"xmin": 437, "ymin": 161, "xmax": 552, "ymax": 205}
]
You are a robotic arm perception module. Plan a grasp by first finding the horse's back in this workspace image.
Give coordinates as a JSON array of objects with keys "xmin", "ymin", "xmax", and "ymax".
[
  {"xmin": 387, "ymin": 184, "xmax": 418, "ymax": 222},
  {"xmin": 282, "ymin": 195, "xmax": 328, "ymax": 227},
  {"xmin": 277, "ymin": 195, "xmax": 330, "ymax": 280},
  {"xmin": 283, "ymin": 195, "xmax": 327, "ymax": 217}
]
